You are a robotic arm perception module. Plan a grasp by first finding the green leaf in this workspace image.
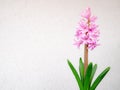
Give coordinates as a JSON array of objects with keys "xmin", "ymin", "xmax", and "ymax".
[
  {"xmin": 90, "ymin": 67, "xmax": 110, "ymax": 90},
  {"xmin": 90, "ymin": 64, "xmax": 97, "ymax": 84},
  {"xmin": 67, "ymin": 60, "xmax": 84, "ymax": 90},
  {"xmin": 84, "ymin": 63, "xmax": 93, "ymax": 90},
  {"xmin": 79, "ymin": 58, "xmax": 84, "ymax": 84}
]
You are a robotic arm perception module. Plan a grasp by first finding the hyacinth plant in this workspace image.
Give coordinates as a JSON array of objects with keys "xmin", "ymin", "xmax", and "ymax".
[{"xmin": 67, "ymin": 8, "xmax": 110, "ymax": 90}]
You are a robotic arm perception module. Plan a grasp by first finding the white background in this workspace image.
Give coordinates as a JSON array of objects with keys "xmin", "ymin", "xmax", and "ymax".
[{"xmin": 0, "ymin": 0, "xmax": 120, "ymax": 90}]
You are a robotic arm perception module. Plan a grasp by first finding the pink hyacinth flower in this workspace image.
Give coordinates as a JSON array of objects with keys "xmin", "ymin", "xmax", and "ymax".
[{"xmin": 74, "ymin": 7, "xmax": 100, "ymax": 50}]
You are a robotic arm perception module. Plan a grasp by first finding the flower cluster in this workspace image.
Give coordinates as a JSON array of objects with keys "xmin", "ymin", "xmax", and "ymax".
[{"xmin": 74, "ymin": 8, "xmax": 100, "ymax": 50}]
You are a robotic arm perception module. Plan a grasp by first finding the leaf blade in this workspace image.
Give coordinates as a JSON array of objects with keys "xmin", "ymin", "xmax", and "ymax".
[
  {"xmin": 90, "ymin": 64, "xmax": 97, "ymax": 84},
  {"xmin": 79, "ymin": 58, "xmax": 84, "ymax": 85},
  {"xmin": 90, "ymin": 67, "xmax": 110, "ymax": 90},
  {"xmin": 84, "ymin": 63, "xmax": 93, "ymax": 90},
  {"xmin": 67, "ymin": 60, "xmax": 84, "ymax": 90}
]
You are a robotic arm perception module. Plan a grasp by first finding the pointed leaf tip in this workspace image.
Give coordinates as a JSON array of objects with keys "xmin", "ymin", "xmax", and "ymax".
[{"xmin": 90, "ymin": 66, "xmax": 110, "ymax": 90}]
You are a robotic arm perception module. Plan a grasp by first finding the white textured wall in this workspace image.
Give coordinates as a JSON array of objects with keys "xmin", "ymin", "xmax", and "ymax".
[{"xmin": 0, "ymin": 0, "xmax": 120, "ymax": 90}]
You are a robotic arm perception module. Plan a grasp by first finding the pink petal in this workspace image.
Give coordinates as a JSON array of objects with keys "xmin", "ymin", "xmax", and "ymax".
[
  {"xmin": 81, "ymin": 7, "xmax": 91, "ymax": 19},
  {"xmin": 90, "ymin": 16, "xmax": 97, "ymax": 22}
]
